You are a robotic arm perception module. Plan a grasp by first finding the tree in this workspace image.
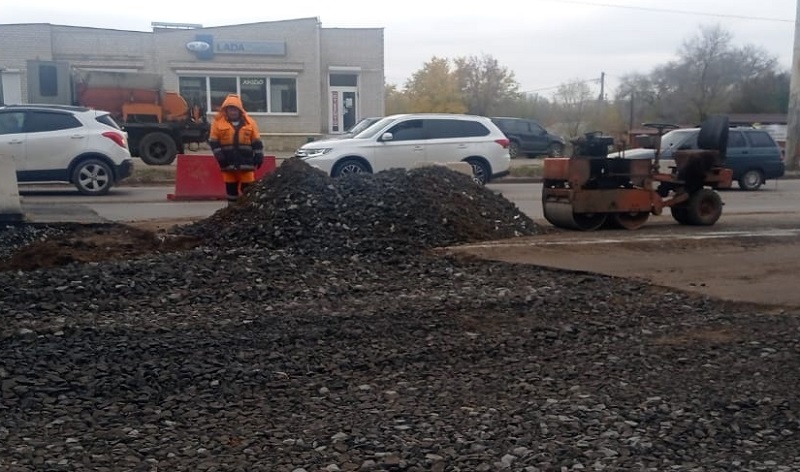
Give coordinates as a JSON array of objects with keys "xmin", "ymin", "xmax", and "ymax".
[
  {"xmin": 613, "ymin": 24, "xmax": 781, "ymax": 124},
  {"xmin": 555, "ymin": 79, "xmax": 594, "ymax": 137},
  {"xmin": 384, "ymin": 83, "xmax": 410, "ymax": 115},
  {"xmin": 729, "ymin": 71, "xmax": 790, "ymax": 114},
  {"xmin": 403, "ymin": 57, "xmax": 466, "ymax": 113},
  {"xmin": 454, "ymin": 54, "xmax": 521, "ymax": 116}
]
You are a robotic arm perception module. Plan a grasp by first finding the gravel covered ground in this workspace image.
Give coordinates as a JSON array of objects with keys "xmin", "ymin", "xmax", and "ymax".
[{"xmin": 2, "ymin": 160, "xmax": 800, "ymax": 471}]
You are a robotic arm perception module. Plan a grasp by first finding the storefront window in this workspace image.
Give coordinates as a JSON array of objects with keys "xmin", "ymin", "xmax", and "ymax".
[
  {"xmin": 270, "ymin": 78, "xmax": 297, "ymax": 113},
  {"xmin": 209, "ymin": 77, "xmax": 237, "ymax": 111},
  {"xmin": 240, "ymin": 77, "xmax": 267, "ymax": 113},
  {"xmin": 178, "ymin": 77, "xmax": 208, "ymax": 112},
  {"xmin": 179, "ymin": 75, "xmax": 298, "ymax": 114}
]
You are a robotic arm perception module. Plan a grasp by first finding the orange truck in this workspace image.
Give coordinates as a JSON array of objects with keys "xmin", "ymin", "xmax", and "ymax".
[{"xmin": 28, "ymin": 60, "xmax": 209, "ymax": 165}]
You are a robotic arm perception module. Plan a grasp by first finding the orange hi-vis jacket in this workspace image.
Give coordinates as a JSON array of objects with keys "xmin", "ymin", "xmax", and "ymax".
[{"xmin": 208, "ymin": 95, "xmax": 264, "ymax": 170}]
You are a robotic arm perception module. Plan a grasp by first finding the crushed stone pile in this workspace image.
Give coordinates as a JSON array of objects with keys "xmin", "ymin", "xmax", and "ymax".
[{"xmin": 181, "ymin": 158, "xmax": 539, "ymax": 256}]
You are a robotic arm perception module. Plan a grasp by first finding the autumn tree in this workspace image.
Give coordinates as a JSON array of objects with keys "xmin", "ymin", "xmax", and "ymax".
[
  {"xmin": 555, "ymin": 79, "xmax": 594, "ymax": 137},
  {"xmin": 384, "ymin": 83, "xmax": 410, "ymax": 115},
  {"xmin": 454, "ymin": 54, "xmax": 521, "ymax": 116},
  {"xmin": 403, "ymin": 57, "xmax": 466, "ymax": 113}
]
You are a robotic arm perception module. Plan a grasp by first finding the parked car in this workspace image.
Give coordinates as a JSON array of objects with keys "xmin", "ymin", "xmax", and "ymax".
[
  {"xmin": 294, "ymin": 113, "xmax": 511, "ymax": 184},
  {"xmin": 0, "ymin": 104, "xmax": 133, "ymax": 195},
  {"xmin": 490, "ymin": 116, "xmax": 566, "ymax": 158},
  {"xmin": 322, "ymin": 117, "xmax": 382, "ymax": 140},
  {"xmin": 609, "ymin": 127, "xmax": 785, "ymax": 191}
]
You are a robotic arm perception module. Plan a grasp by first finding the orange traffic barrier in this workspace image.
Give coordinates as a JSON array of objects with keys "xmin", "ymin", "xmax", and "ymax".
[{"xmin": 167, "ymin": 154, "xmax": 277, "ymax": 201}]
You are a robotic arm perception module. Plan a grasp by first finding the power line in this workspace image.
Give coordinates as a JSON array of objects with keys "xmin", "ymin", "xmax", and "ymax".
[
  {"xmin": 538, "ymin": 0, "xmax": 793, "ymax": 23},
  {"xmin": 522, "ymin": 78, "xmax": 600, "ymax": 94}
]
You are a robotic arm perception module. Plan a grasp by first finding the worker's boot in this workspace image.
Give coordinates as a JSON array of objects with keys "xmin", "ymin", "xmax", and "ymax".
[{"xmin": 225, "ymin": 183, "xmax": 239, "ymax": 207}]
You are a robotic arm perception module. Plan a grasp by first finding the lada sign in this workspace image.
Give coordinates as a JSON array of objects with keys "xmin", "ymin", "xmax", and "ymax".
[{"xmin": 186, "ymin": 35, "xmax": 286, "ymax": 60}]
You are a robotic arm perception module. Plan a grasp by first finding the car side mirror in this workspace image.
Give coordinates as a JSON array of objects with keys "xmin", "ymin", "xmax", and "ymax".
[{"xmin": 380, "ymin": 132, "xmax": 394, "ymax": 142}]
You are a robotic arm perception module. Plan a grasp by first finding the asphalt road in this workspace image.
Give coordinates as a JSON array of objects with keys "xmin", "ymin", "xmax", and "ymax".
[{"xmin": 17, "ymin": 179, "xmax": 800, "ymax": 228}]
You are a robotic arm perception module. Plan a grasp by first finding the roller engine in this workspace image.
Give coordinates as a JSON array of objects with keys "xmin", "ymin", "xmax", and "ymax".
[{"xmin": 541, "ymin": 116, "xmax": 733, "ymax": 231}]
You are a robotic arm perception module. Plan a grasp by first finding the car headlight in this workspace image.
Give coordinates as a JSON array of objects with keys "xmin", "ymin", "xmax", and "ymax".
[{"xmin": 296, "ymin": 148, "xmax": 332, "ymax": 158}]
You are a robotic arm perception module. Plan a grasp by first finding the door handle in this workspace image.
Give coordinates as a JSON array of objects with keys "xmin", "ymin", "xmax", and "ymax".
[
  {"xmin": 71, "ymin": 135, "xmax": 85, "ymax": 139},
  {"xmin": 9, "ymin": 139, "xmax": 23, "ymax": 144},
  {"xmin": 413, "ymin": 146, "xmax": 424, "ymax": 151}
]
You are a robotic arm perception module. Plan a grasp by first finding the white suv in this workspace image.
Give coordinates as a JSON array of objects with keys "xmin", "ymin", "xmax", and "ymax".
[
  {"xmin": 0, "ymin": 105, "xmax": 133, "ymax": 195},
  {"xmin": 295, "ymin": 113, "xmax": 511, "ymax": 184}
]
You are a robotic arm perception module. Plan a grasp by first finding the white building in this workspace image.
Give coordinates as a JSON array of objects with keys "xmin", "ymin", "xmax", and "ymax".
[{"xmin": 0, "ymin": 18, "xmax": 385, "ymax": 150}]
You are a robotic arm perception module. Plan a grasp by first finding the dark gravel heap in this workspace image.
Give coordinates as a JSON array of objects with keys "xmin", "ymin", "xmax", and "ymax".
[
  {"xmin": 2, "ymin": 159, "xmax": 800, "ymax": 470},
  {"xmin": 0, "ymin": 223, "xmax": 70, "ymax": 261},
  {"xmin": 181, "ymin": 158, "xmax": 539, "ymax": 256}
]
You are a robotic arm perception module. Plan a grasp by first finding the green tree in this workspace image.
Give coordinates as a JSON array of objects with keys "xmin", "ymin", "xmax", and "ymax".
[
  {"xmin": 403, "ymin": 57, "xmax": 466, "ymax": 113},
  {"xmin": 729, "ymin": 71, "xmax": 790, "ymax": 114},
  {"xmin": 454, "ymin": 54, "xmax": 521, "ymax": 116}
]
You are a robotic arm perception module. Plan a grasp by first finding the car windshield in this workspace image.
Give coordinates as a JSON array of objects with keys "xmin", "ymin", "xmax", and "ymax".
[
  {"xmin": 352, "ymin": 116, "xmax": 397, "ymax": 139},
  {"xmin": 345, "ymin": 117, "xmax": 379, "ymax": 135},
  {"xmin": 660, "ymin": 129, "xmax": 696, "ymax": 151}
]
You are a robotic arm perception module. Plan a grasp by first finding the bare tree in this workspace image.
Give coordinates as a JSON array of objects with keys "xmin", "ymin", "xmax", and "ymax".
[
  {"xmin": 454, "ymin": 54, "xmax": 520, "ymax": 116},
  {"xmin": 556, "ymin": 80, "xmax": 594, "ymax": 137}
]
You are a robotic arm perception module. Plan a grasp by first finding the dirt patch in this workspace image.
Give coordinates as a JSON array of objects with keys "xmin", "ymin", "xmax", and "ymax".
[
  {"xmin": 450, "ymin": 230, "xmax": 800, "ymax": 308},
  {"xmin": 0, "ymin": 224, "xmax": 200, "ymax": 271}
]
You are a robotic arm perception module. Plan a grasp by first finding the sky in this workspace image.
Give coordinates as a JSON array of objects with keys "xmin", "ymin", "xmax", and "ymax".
[{"xmin": 5, "ymin": 0, "xmax": 797, "ymax": 99}]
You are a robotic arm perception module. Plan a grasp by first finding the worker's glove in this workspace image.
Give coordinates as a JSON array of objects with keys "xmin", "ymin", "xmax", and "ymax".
[{"xmin": 254, "ymin": 151, "xmax": 264, "ymax": 169}]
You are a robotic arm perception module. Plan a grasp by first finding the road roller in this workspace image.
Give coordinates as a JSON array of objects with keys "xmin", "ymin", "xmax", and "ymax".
[{"xmin": 542, "ymin": 115, "xmax": 734, "ymax": 231}]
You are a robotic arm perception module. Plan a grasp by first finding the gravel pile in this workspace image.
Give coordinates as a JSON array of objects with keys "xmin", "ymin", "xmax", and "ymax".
[
  {"xmin": 182, "ymin": 158, "xmax": 539, "ymax": 256},
  {"xmin": 0, "ymin": 223, "xmax": 70, "ymax": 261},
  {"xmin": 1, "ymin": 160, "xmax": 800, "ymax": 471}
]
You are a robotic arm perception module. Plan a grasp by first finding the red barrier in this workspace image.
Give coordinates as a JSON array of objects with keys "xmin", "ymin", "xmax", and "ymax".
[{"xmin": 167, "ymin": 154, "xmax": 277, "ymax": 201}]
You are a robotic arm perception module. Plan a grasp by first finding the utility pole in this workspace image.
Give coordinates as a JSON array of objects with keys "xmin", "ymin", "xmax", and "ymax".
[
  {"xmin": 786, "ymin": 0, "xmax": 800, "ymax": 170},
  {"xmin": 598, "ymin": 72, "xmax": 605, "ymax": 102}
]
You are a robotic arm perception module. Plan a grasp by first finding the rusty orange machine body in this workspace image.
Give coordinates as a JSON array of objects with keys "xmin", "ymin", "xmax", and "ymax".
[{"xmin": 541, "ymin": 119, "xmax": 733, "ymax": 231}]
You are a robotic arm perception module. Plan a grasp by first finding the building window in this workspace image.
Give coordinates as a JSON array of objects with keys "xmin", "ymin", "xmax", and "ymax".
[
  {"xmin": 179, "ymin": 75, "xmax": 297, "ymax": 114},
  {"xmin": 39, "ymin": 64, "xmax": 59, "ymax": 97},
  {"xmin": 329, "ymin": 74, "xmax": 357, "ymax": 87},
  {"xmin": 209, "ymin": 77, "xmax": 238, "ymax": 111},
  {"xmin": 240, "ymin": 77, "xmax": 267, "ymax": 112},
  {"xmin": 270, "ymin": 78, "xmax": 297, "ymax": 113},
  {"xmin": 178, "ymin": 77, "xmax": 208, "ymax": 111}
]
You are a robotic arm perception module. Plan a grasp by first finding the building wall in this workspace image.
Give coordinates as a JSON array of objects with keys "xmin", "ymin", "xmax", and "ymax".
[
  {"xmin": 320, "ymin": 28, "xmax": 385, "ymax": 131},
  {"xmin": 0, "ymin": 19, "xmax": 384, "ymax": 150},
  {"xmin": 153, "ymin": 18, "xmax": 323, "ymax": 141},
  {"xmin": 0, "ymin": 24, "xmax": 54, "ymax": 101}
]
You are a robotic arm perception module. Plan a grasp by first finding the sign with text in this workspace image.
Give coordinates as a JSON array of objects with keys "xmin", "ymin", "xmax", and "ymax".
[{"xmin": 186, "ymin": 35, "xmax": 286, "ymax": 60}]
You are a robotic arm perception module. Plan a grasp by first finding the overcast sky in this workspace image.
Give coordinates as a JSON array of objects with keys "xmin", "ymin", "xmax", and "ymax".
[{"xmin": 5, "ymin": 0, "xmax": 797, "ymax": 99}]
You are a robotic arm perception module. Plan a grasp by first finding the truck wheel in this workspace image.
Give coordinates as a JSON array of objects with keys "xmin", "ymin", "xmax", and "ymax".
[
  {"xmin": 72, "ymin": 158, "xmax": 114, "ymax": 196},
  {"xmin": 139, "ymin": 132, "xmax": 177, "ymax": 165},
  {"xmin": 670, "ymin": 205, "xmax": 691, "ymax": 225},
  {"xmin": 686, "ymin": 189, "xmax": 722, "ymax": 226}
]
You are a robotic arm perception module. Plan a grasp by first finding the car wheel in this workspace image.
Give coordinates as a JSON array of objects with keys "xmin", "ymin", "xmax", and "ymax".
[
  {"xmin": 685, "ymin": 189, "xmax": 722, "ymax": 226},
  {"xmin": 73, "ymin": 158, "xmax": 114, "ymax": 196},
  {"xmin": 138, "ymin": 132, "xmax": 177, "ymax": 166},
  {"xmin": 738, "ymin": 169, "xmax": 763, "ymax": 191},
  {"xmin": 509, "ymin": 141, "xmax": 521, "ymax": 159},
  {"xmin": 548, "ymin": 143, "xmax": 564, "ymax": 157},
  {"xmin": 465, "ymin": 158, "xmax": 490, "ymax": 185},
  {"xmin": 332, "ymin": 158, "xmax": 370, "ymax": 177}
]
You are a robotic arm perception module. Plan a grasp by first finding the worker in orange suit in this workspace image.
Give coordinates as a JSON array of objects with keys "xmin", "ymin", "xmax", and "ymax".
[{"xmin": 208, "ymin": 94, "xmax": 265, "ymax": 204}]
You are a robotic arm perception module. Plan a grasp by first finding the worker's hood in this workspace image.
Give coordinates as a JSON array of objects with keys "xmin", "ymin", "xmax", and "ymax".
[{"xmin": 215, "ymin": 95, "xmax": 251, "ymax": 122}]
